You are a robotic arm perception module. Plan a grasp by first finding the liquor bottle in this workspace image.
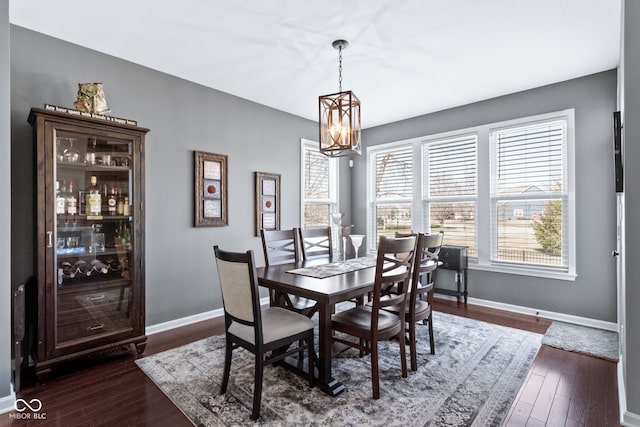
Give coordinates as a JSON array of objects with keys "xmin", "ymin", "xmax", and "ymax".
[
  {"xmin": 85, "ymin": 175, "xmax": 102, "ymax": 216},
  {"xmin": 90, "ymin": 259, "xmax": 109, "ymax": 274},
  {"xmin": 116, "ymin": 187, "xmax": 124, "ymax": 215},
  {"xmin": 66, "ymin": 181, "xmax": 77, "ymax": 216},
  {"xmin": 55, "ymin": 180, "xmax": 66, "ymax": 215},
  {"xmin": 123, "ymin": 196, "xmax": 130, "ymax": 216},
  {"xmin": 107, "ymin": 186, "xmax": 117, "ymax": 215}
]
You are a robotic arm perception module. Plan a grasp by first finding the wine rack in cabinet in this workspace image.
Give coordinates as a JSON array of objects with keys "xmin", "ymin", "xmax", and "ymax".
[{"xmin": 28, "ymin": 108, "xmax": 149, "ymax": 382}]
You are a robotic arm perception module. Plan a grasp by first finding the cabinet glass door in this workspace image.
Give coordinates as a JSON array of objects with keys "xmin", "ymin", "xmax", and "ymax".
[{"xmin": 53, "ymin": 130, "xmax": 135, "ymax": 346}]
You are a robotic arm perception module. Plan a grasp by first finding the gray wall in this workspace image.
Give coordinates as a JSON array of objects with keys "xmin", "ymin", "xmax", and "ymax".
[
  {"xmin": 9, "ymin": 26, "xmax": 319, "ymax": 326},
  {"xmin": 357, "ymin": 71, "xmax": 618, "ymax": 323},
  {"xmin": 1, "ymin": 0, "xmax": 12, "ymax": 402},
  {"xmin": 624, "ymin": 0, "xmax": 640, "ymax": 418}
]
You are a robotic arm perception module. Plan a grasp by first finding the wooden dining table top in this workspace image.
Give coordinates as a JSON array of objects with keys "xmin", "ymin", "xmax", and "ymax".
[{"xmin": 256, "ymin": 257, "xmax": 377, "ymax": 305}]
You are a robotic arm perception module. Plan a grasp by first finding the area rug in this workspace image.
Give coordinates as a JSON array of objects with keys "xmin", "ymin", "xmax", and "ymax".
[
  {"xmin": 136, "ymin": 312, "xmax": 542, "ymax": 426},
  {"xmin": 542, "ymin": 321, "xmax": 619, "ymax": 362}
]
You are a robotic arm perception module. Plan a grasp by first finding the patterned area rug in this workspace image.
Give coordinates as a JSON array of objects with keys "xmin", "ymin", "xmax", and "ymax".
[
  {"xmin": 542, "ymin": 321, "xmax": 619, "ymax": 362},
  {"xmin": 136, "ymin": 312, "xmax": 542, "ymax": 426}
]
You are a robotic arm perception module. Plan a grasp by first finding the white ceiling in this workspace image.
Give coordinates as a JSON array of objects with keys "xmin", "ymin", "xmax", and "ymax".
[{"xmin": 9, "ymin": 0, "xmax": 622, "ymax": 129}]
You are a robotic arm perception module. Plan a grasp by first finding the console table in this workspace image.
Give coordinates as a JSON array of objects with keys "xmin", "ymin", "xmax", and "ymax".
[{"xmin": 434, "ymin": 245, "xmax": 468, "ymax": 304}]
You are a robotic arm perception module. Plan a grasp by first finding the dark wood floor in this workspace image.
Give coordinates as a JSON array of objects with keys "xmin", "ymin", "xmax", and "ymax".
[{"xmin": 2, "ymin": 298, "xmax": 620, "ymax": 426}]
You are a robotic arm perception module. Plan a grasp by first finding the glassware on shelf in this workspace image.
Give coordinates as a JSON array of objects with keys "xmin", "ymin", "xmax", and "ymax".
[
  {"xmin": 55, "ymin": 138, "xmax": 65, "ymax": 162},
  {"xmin": 61, "ymin": 137, "xmax": 80, "ymax": 163},
  {"xmin": 350, "ymin": 234, "xmax": 365, "ymax": 258}
]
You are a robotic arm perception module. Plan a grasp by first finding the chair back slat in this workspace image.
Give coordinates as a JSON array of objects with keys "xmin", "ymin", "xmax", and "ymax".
[
  {"xmin": 371, "ymin": 236, "xmax": 416, "ymax": 323},
  {"xmin": 412, "ymin": 232, "xmax": 444, "ymax": 294},
  {"xmin": 260, "ymin": 229, "xmax": 300, "ymax": 267},
  {"xmin": 299, "ymin": 227, "xmax": 333, "ymax": 260}
]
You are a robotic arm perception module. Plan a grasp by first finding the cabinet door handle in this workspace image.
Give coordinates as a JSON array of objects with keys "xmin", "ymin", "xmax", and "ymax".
[
  {"xmin": 87, "ymin": 323, "xmax": 105, "ymax": 331},
  {"xmin": 86, "ymin": 294, "xmax": 105, "ymax": 301},
  {"xmin": 47, "ymin": 231, "xmax": 53, "ymax": 248}
]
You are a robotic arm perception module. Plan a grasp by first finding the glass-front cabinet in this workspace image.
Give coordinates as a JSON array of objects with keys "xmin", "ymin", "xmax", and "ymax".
[{"xmin": 29, "ymin": 108, "xmax": 149, "ymax": 381}]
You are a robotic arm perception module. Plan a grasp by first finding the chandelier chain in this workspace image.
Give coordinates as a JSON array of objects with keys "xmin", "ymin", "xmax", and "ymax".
[{"xmin": 338, "ymin": 45, "xmax": 343, "ymax": 92}]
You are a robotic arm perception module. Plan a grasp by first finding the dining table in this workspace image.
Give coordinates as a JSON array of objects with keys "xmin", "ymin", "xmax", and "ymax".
[{"xmin": 256, "ymin": 256, "xmax": 377, "ymax": 396}]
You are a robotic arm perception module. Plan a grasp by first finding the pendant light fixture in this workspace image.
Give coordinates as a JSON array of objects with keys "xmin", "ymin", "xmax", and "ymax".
[{"xmin": 319, "ymin": 39, "xmax": 361, "ymax": 157}]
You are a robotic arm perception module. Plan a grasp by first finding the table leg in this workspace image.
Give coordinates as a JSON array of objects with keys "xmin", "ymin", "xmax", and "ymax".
[{"xmin": 317, "ymin": 303, "xmax": 346, "ymax": 396}]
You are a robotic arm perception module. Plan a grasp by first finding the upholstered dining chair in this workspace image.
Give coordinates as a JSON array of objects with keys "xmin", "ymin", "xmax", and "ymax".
[
  {"xmin": 260, "ymin": 228, "xmax": 317, "ymax": 315},
  {"xmin": 387, "ymin": 232, "xmax": 443, "ymax": 371},
  {"xmin": 213, "ymin": 246, "xmax": 315, "ymax": 421},
  {"xmin": 298, "ymin": 227, "xmax": 333, "ymax": 260},
  {"xmin": 331, "ymin": 235, "xmax": 417, "ymax": 399}
]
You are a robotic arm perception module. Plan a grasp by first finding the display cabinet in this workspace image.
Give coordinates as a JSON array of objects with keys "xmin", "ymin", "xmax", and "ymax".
[{"xmin": 28, "ymin": 107, "xmax": 149, "ymax": 381}]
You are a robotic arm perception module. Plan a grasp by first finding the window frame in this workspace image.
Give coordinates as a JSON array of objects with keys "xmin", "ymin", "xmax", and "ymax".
[
  {"xmin": 300, "ymin": 138, "xmax": 339, "ymax": 228},
  {"xmin": 366, "ymin": 138, "xmax": 419, "ymax": 253},
  {"xmin": 365, "ymin": 109, "xmax": 576, "ymax": 280}
]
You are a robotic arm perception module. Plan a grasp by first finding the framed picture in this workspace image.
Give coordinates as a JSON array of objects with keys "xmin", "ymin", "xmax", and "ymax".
[
  {"xmin": 255, "ymin": 171, "xmax": 280, "ymax": 236},
  {"xmin": 194, "ymin": 150, "xmax": 228, "ymax": 227}
]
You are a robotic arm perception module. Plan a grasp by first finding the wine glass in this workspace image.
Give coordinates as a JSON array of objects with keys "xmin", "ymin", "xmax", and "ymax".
[{"xmin": 350, "ymin": 234, "xmax": 365, "ymax": 258}]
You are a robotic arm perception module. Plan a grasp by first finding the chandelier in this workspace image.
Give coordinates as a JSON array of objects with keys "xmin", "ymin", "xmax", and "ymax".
[{"xmin": 319, "ymin": 40, "xmax": 361, "ymax": 157}]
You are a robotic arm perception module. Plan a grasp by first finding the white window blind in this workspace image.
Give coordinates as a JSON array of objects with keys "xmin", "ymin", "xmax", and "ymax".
[
  {"xmin": 423, "ymin": 135, "xmax": 477, "ymax": 256},
  {"xmin": 491, "ymin": 120, "xmax": 568, "ymax": 268},
  {"xmin": 368, "ymin": 146, "xmax": 413, "ymax": 248},
  {"xmin": 301, "ymin": 139, "xmax": 337, "ymax": 228}
]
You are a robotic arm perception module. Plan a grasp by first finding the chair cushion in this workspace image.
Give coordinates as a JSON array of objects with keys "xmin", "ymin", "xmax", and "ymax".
[
  {"xmin": 385, "ymin": 299, "xmax": 431, "ymax": 319},
  {"xmin": 228, "ymin": 307, "xmax": 314, "ymax": 345},
  {"xmin": 332, "ymin": 305, "xmax": 402, "ymax": 333}
]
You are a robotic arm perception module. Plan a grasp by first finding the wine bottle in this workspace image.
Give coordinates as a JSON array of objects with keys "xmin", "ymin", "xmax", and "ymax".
[
  {"xmin": 61, "ymin": 261, "xmax": 76, "ymax": 278},
  {"xmin": 107, "ymin": 186, "xmax": 117, "ymax": 215},
  {"xmin": 90, "ymin": 259, "xmax": 109, "ymax": 274},
  {"xmin": 75, "ymin": 260, "xmax": 92, "ymax": 276},
  {"xmin": 56, "ymin": 180, "xmax": 66, "ymax": 215},
  {"xmin": 66, "ymin": 181, "xmax": 77, "ymax": 216},
  {"xmin": 85, "ymin": 175, "xmax": 102, "ymax": 216}
]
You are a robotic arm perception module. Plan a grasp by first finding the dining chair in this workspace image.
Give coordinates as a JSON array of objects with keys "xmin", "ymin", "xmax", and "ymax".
[
  {"xmin": 213, "ymin": 246, "xmax": 315, "ymax": 421},
  {"xmin": 260, "ymin": 228, "xmax": 317, "ymax": 315},
  {"xmin": 331, "ymin": 235, "xmax": 417, "ymax": 399},
  {"xmin": 387, "ymin": 232, "xmax": 443, "ymax": 370},
  {"xmin": 298, "ymin": 227, "xmax": 333, "ymax": 260}
]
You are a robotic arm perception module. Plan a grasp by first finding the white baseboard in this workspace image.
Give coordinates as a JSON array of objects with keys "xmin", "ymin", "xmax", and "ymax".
[
  {"xmin": 146, "ymin": 297, "xmax": 271, "ymax": 336},
  {"xmin": 0, "ymin": 391, "xmax": 15, "ymax": 414},
  {"xmin": 448, "ymin": 295, "xmax": 619, "ymax": 332}
]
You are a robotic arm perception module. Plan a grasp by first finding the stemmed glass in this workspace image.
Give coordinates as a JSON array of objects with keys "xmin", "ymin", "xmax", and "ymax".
[
  {"xmin": 331, "ymin": 213, "xmax": 345, "ymax": 259},
  {"xmin": 350, "ymin": 235, "xmax": 365, "ymax": 258}
]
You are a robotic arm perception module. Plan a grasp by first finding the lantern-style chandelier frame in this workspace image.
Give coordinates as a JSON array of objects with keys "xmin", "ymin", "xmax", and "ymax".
[{"xmin": 319, "ymin": 40, "xmax": 361, "ymax": 157}]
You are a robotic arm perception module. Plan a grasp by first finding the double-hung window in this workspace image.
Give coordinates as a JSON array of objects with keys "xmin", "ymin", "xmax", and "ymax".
[
  {"xmin": 367, "ymin": 144, "xmax": 413, "ymax": 250},
  {"xmin": 365, "ymin": 109, "xmax": 575, "ymax": 279},
  {"xmin": 300, "ymin": 139, "xmax": 338, "ymax": 228},
  {"xmin": 423, "ymin": 134, "xmax": 477, "ymax": 257},
  {"xmin": 490, "ymin": 118, "xmax": 571, "ymax": 270}
]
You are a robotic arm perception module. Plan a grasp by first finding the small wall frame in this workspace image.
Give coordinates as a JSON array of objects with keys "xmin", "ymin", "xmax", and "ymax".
[
  {"xmin": 194, "ymin": 150, "xmax": 228, "ymax": 227},
  {"xmin": 255, "ymin": 172, "xmax": 281, "ymax": 236}
]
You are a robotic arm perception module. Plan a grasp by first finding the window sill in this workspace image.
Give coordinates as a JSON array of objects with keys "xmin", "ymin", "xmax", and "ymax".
[{"xmin": 470, "ymin": 262, "xmax": 577, "ymax": 281}]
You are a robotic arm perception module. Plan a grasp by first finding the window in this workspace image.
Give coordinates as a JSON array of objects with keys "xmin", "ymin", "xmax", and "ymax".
[
  {"xmin": 490, "ymin": 119, "xmax": 569, "ymax": 269},
  {"xmin": 423, "ymin": 134, "xmax": 477, "ymax": 257},
  {"xmin": 366, "ymin": 110, "xmax": 575, "ymax": 279},
  {"xmin": 367, "ymin": 145, "xmax": 413, "ymax": 249},
  {"xmin": 301, "ymin": 139, "xmax": 338, "ymax": 228}
]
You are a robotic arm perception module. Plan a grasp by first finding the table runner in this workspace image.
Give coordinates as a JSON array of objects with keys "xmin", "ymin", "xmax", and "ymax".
[{"xmin": 287, "ymin": 257, "xmax": 376, "ymax": 278}]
